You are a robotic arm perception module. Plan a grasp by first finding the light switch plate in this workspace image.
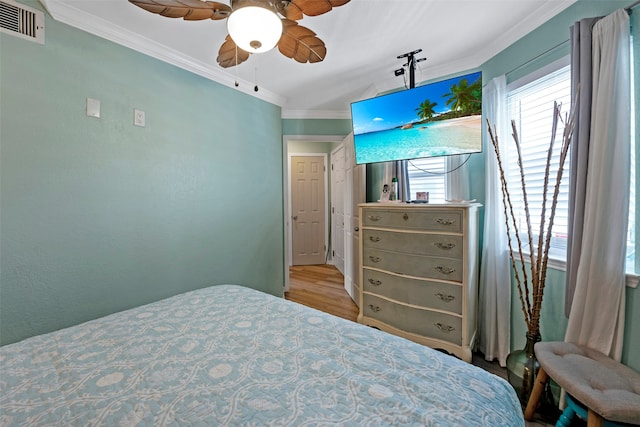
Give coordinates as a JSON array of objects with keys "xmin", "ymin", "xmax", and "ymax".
[
  {"xmin": 134, "ymin": 109, "xmax": 145, "ymax": 127},
  {"xmin": 86, "ymin": 98, "xmax": 100, "ymax": 118}
]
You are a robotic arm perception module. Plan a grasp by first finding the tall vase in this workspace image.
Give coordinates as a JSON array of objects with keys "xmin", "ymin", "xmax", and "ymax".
[{"xmin": 506, "ymin": 331, "xmax": 541, "ymax": 405}]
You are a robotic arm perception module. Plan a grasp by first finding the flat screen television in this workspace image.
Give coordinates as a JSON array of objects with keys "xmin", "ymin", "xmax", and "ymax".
[{"xmin": 350, "ymin": 71, "xmax": 482, "ymax": 165}]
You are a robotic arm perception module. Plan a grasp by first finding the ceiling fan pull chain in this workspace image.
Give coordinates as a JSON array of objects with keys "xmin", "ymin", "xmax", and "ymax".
[
  {"xmin": 234, "ymin": 44, "xmax": 239, "ymax": 87},
  {"xmin": 253, "ymin": 55, "xmax": 259, "ymax": 92}
]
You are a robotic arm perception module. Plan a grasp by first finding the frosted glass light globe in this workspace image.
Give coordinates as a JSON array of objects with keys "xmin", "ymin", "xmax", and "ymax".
[{"xmin": 227, "ymin": 6, "xmax": 283, "ymax": 53}]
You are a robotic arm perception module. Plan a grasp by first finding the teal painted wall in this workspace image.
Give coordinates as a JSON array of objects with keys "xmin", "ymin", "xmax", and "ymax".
[
  {"xmin": 0, "ymin": 2, "xmax": 284, "ymax": 345},
  {"xmin": 282, "ymin": 118, "xmax": 351, "ymax": 136},
  {"xmin": 288, "ymin": 140, "xmax": 337, "ymax": 154}
]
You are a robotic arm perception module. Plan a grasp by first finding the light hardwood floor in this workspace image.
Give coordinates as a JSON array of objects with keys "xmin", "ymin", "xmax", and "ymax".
[{"xmin": 285, "ymin": 264, "xmax": 358, "ymax": 321}]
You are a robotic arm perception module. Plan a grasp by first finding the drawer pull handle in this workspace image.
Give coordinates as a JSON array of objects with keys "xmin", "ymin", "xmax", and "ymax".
[
  {"xmin": 435, "ymin": 266, "xmax": 456, "ymax": 275},
  {"xmin": 435, "ymin": 293, "xmax": 455, "ymax": 302},
  {"xmin": 436, "ymin": 218, "xmax": 456, "ymax": 226},
  {"xmin": 434, "ymin": 323, "xmax": 455, "ymax": 333},
  {"xmin": 368, "ymin": 215, "xmax": 382, "ymax": 222},
  {"xmin": 435, "ymin": 242, "xmax": 456, "ymax": 250},
  {"xmin": 403, "ymin": 213, "xmax": 409, "ymax": 220},
  {"xmin": 368, "ymin": 304, "xmax": 382, "ymax": 312},
  {"xmin": 368, "ymin": 236, "xmax": 381, "ymax": 242},
  {"xmin": 368, "ymin": 256, "xmax": 381, "ymax": 263},
  {"xmin": 368, "ymin": 278, "xmax": 382, "ymax": 286}
]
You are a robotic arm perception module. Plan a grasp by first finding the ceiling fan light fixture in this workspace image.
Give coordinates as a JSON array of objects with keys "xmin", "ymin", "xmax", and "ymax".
[{"xmin": 227, "ymin": 4, "xmax": 283, "ymax": 54}]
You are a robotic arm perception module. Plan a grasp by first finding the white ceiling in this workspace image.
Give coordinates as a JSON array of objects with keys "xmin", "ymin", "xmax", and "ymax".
[{"xmin": 39, "ymin": 0, "xmax": 576, "ymax": 118}]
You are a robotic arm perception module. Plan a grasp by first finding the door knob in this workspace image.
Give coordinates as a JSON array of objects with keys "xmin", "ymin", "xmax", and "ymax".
[
  {"xmin": 292, "ymin": 215, "xmax": 298, "ymax": 220},
  {"xmin": 354, "ymin": 226, "xmax": 359, "ymax": 231}
]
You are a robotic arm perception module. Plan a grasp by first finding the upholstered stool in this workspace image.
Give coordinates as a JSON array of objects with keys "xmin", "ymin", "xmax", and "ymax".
[{"xmin": 524, "ymin": 342, "xmax": 640, "ymax": 427}]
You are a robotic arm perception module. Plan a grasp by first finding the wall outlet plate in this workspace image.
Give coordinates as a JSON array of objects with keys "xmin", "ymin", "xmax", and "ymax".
[
  {"xmin": 134, "ymin": 109, "xmax": 145, "ymax": 127},
  {"xmin": 86, "ymin": 98, "xmax": 100, "ymax": 118}
]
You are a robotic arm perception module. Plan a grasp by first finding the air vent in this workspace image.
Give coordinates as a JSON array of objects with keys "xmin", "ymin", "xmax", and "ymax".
[{"xmin": 0, "ymin": 0, "xmax": 44, "ymax": 44}]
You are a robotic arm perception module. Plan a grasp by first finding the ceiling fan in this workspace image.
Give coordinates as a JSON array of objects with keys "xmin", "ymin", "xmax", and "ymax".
[{"xmin": 128, "ymin": 0, "xmax": 350, "ymax": 68}]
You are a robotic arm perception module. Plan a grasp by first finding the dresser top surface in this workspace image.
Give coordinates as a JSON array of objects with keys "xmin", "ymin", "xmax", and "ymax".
[{"xmin": 359, "ymin": 202, "xmax": 482, "ymax": 209}]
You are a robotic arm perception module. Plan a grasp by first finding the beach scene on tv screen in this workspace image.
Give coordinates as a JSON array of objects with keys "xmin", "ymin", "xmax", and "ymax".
[{"xmin": 352, "ymin": 71, "xmax": 482, "ymax": 164}]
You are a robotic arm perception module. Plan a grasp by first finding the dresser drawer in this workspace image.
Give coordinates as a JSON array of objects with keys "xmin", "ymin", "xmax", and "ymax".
[
  {"xmin": 363, "ymin": 248, "xmax": 463, "ymax": 282},
  {"xmin": 363, "ymin": 229, "xmax": 463, "ymax": 258},
  {"xmin": 362, "ymin": 209, "xmax": 462, "ymax": 233},
  {"xmin": 363, "ymin": 269, "xmax": 462, "ymax": 314},
  {"xmin": 363, "ymin": 294, "xmax": 462, "ymax": 345}
]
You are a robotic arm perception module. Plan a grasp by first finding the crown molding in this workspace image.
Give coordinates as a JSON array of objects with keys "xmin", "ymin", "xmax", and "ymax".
[
  {"xmin": 282, "ymin": 83, "xmax": 380, "ymax": 120},
  {"xmin": 39, "ymin": 0, "xmax": 287, "ymax": 107},
  {"xmin": 476, "ymin": 0, "xmax": 577, "ymax": 64},
  {"xmin": 38, "ymin": 0, "xmax": 576, "ymax": 117},
  {"xmin": 367, "ymin": 0, "xmax": 577, "ymax": 98},
  {"xmin": 281, "ymin": 109, "xmax": 351, "ymax": 120},
  {"xmin": 281, "ymin": 81, "xmax": 384, "ymax": 119},
  {"xmin": 283, "ymin": 135, "xmax": 347, "ymax": 142}
]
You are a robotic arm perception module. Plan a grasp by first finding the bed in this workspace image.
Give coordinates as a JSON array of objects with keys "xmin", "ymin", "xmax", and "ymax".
[{"xmin": 0, "ymin": 285, "xmax": 524, "ymax": 426}]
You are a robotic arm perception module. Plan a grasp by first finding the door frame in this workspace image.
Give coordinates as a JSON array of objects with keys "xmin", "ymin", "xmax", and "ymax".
[
  {"xmin": 342, "ymin": 133, "xmax": 365, "ymax": 305},
  {"xmin": 283, "ymin": 135, "xmax": 345, "ymax": 292},
  {"xmin": 330, "ymin": 144, "xmax": 346, "ymax": 276}
]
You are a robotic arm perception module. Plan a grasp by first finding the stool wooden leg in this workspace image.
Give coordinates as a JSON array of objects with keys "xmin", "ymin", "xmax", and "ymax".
[
  {"xmin": 586, "ymin": 408, "xmax": 604, "ymax": 427},
  {"xmin": 524, "ymin": 367, "xmax": 549, "ymax": 420}
]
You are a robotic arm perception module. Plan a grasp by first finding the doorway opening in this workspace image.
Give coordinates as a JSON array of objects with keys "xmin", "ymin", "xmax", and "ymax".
[{"xmin": 283, "ymin": 134, "xmax": 362, "ymax": 307}]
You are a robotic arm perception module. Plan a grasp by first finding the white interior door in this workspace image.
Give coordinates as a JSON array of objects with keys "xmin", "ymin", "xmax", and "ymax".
[
  {"xmin": 331, "ymin": 145, "xmax": 345, "ymax": 275},
  {"xmin": 291, "ymin": 155, "xmax": 326, "ymax": 265},
  {"xmin": 343, "ymin": 133, "xmax": 365, "ymax": 305}
]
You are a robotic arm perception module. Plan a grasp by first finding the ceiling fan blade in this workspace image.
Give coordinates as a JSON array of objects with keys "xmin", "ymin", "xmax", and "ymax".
[
  {"xmin": 276, "ymin": 1, "xmax": 303, "ymax": 20},
  {"xmin": 278, "ymin": 20, "xmax": 326, "ymax": 64},
  {"xmin": 129, "ymin": 0, "xmax": 231, "ymax": 21},
  {"xmin": 288, "ymin": 0, "xmax": 350, "ymax": 17},
  {"xmin": 217, "ymin": 35, "xmax": 251, "ymax": 68}
]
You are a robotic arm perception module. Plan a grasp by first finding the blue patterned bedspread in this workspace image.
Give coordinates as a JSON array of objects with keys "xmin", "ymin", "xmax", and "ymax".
[{"xmin": 0, "ymin": 285, "xmax": 524, "ymax": 426}]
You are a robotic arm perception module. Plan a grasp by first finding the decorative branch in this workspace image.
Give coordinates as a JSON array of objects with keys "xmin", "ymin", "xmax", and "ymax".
[
  {"xmin": 509, "ymin": 122, "xmax": 534, "ymax": 323},
  {"xmin": 486, "ymin": 89, "xmax": 578, "ymax": 337},
  {"xmin": 530, "ymin": 102, "xmax": 560, "ymax": 332},
  {"xmin": 487, "ymin": 123, "xmax": 532, "ymax": 330},
  {"xmin": 533, "ymin": 93, "xmax": 579, "ymax": 332}
]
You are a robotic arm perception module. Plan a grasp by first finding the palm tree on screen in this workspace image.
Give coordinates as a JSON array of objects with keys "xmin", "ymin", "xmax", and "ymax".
[
  {"xmin": 444, "ymin": 78, "xmax": 482, "ymax": 114},
  {"xmin": 415, "ymin": 100, "xmax": 438, "ymax": 121}
]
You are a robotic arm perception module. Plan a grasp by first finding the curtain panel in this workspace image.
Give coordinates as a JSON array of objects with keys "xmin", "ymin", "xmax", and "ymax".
[
  {"xmin": 394, "ymin": 160, "xmax": 410, "ymax": 202},
  {"xmin": 564, "ymin": 9, "xmax": 631, "ymax": 360},
  {"xmin": 445, "ymin": 156, "xmax": 470, "ymax": 202},
  {"xmin": 478, "ymin": 75, "xmax": 511, "ymax": 366},
  {"xmin": 564, "ymin": 16, "xmax": 601, "ymax": 316}
]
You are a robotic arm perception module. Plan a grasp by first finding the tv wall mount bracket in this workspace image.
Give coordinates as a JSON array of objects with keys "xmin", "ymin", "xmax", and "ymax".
[{"xmin": 395, "ymin": 49, "xmax": 426, "ymax": 89}]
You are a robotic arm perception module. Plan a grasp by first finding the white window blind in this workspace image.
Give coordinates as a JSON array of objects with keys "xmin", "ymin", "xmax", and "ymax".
[
  {"xmin": 627, "ymin": 40, "xmax": 637, "ymax": 275},
  {"xmin": 407, "ymin": 157, "xmax": 446, "ymax": 202},
  {"xmin": 506, "ymin": 65, "xmax": 571, "ymax": 259}
]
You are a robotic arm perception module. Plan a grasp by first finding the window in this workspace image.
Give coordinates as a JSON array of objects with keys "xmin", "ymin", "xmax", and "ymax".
[
  {"xmin": 506, "ymin": 64, "xmax": 571, "ymax": 261},
  {"xmin": 407, "ymin": 157, "xmax": 446, "ymax": 201},
  {"xmin": 507, "ymin": 61, "xmax": 637, "ymax": 277}
]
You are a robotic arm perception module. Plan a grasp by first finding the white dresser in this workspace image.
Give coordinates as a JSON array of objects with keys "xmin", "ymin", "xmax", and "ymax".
[{"xmin": 357, "ymin": 202, "xmax": 480, "ymax": 362}]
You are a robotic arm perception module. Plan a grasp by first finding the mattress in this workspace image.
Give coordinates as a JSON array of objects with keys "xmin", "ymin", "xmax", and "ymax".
[{"xmin": 0, "ymin": 285, "xmax": 524, "ymax": 426}]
